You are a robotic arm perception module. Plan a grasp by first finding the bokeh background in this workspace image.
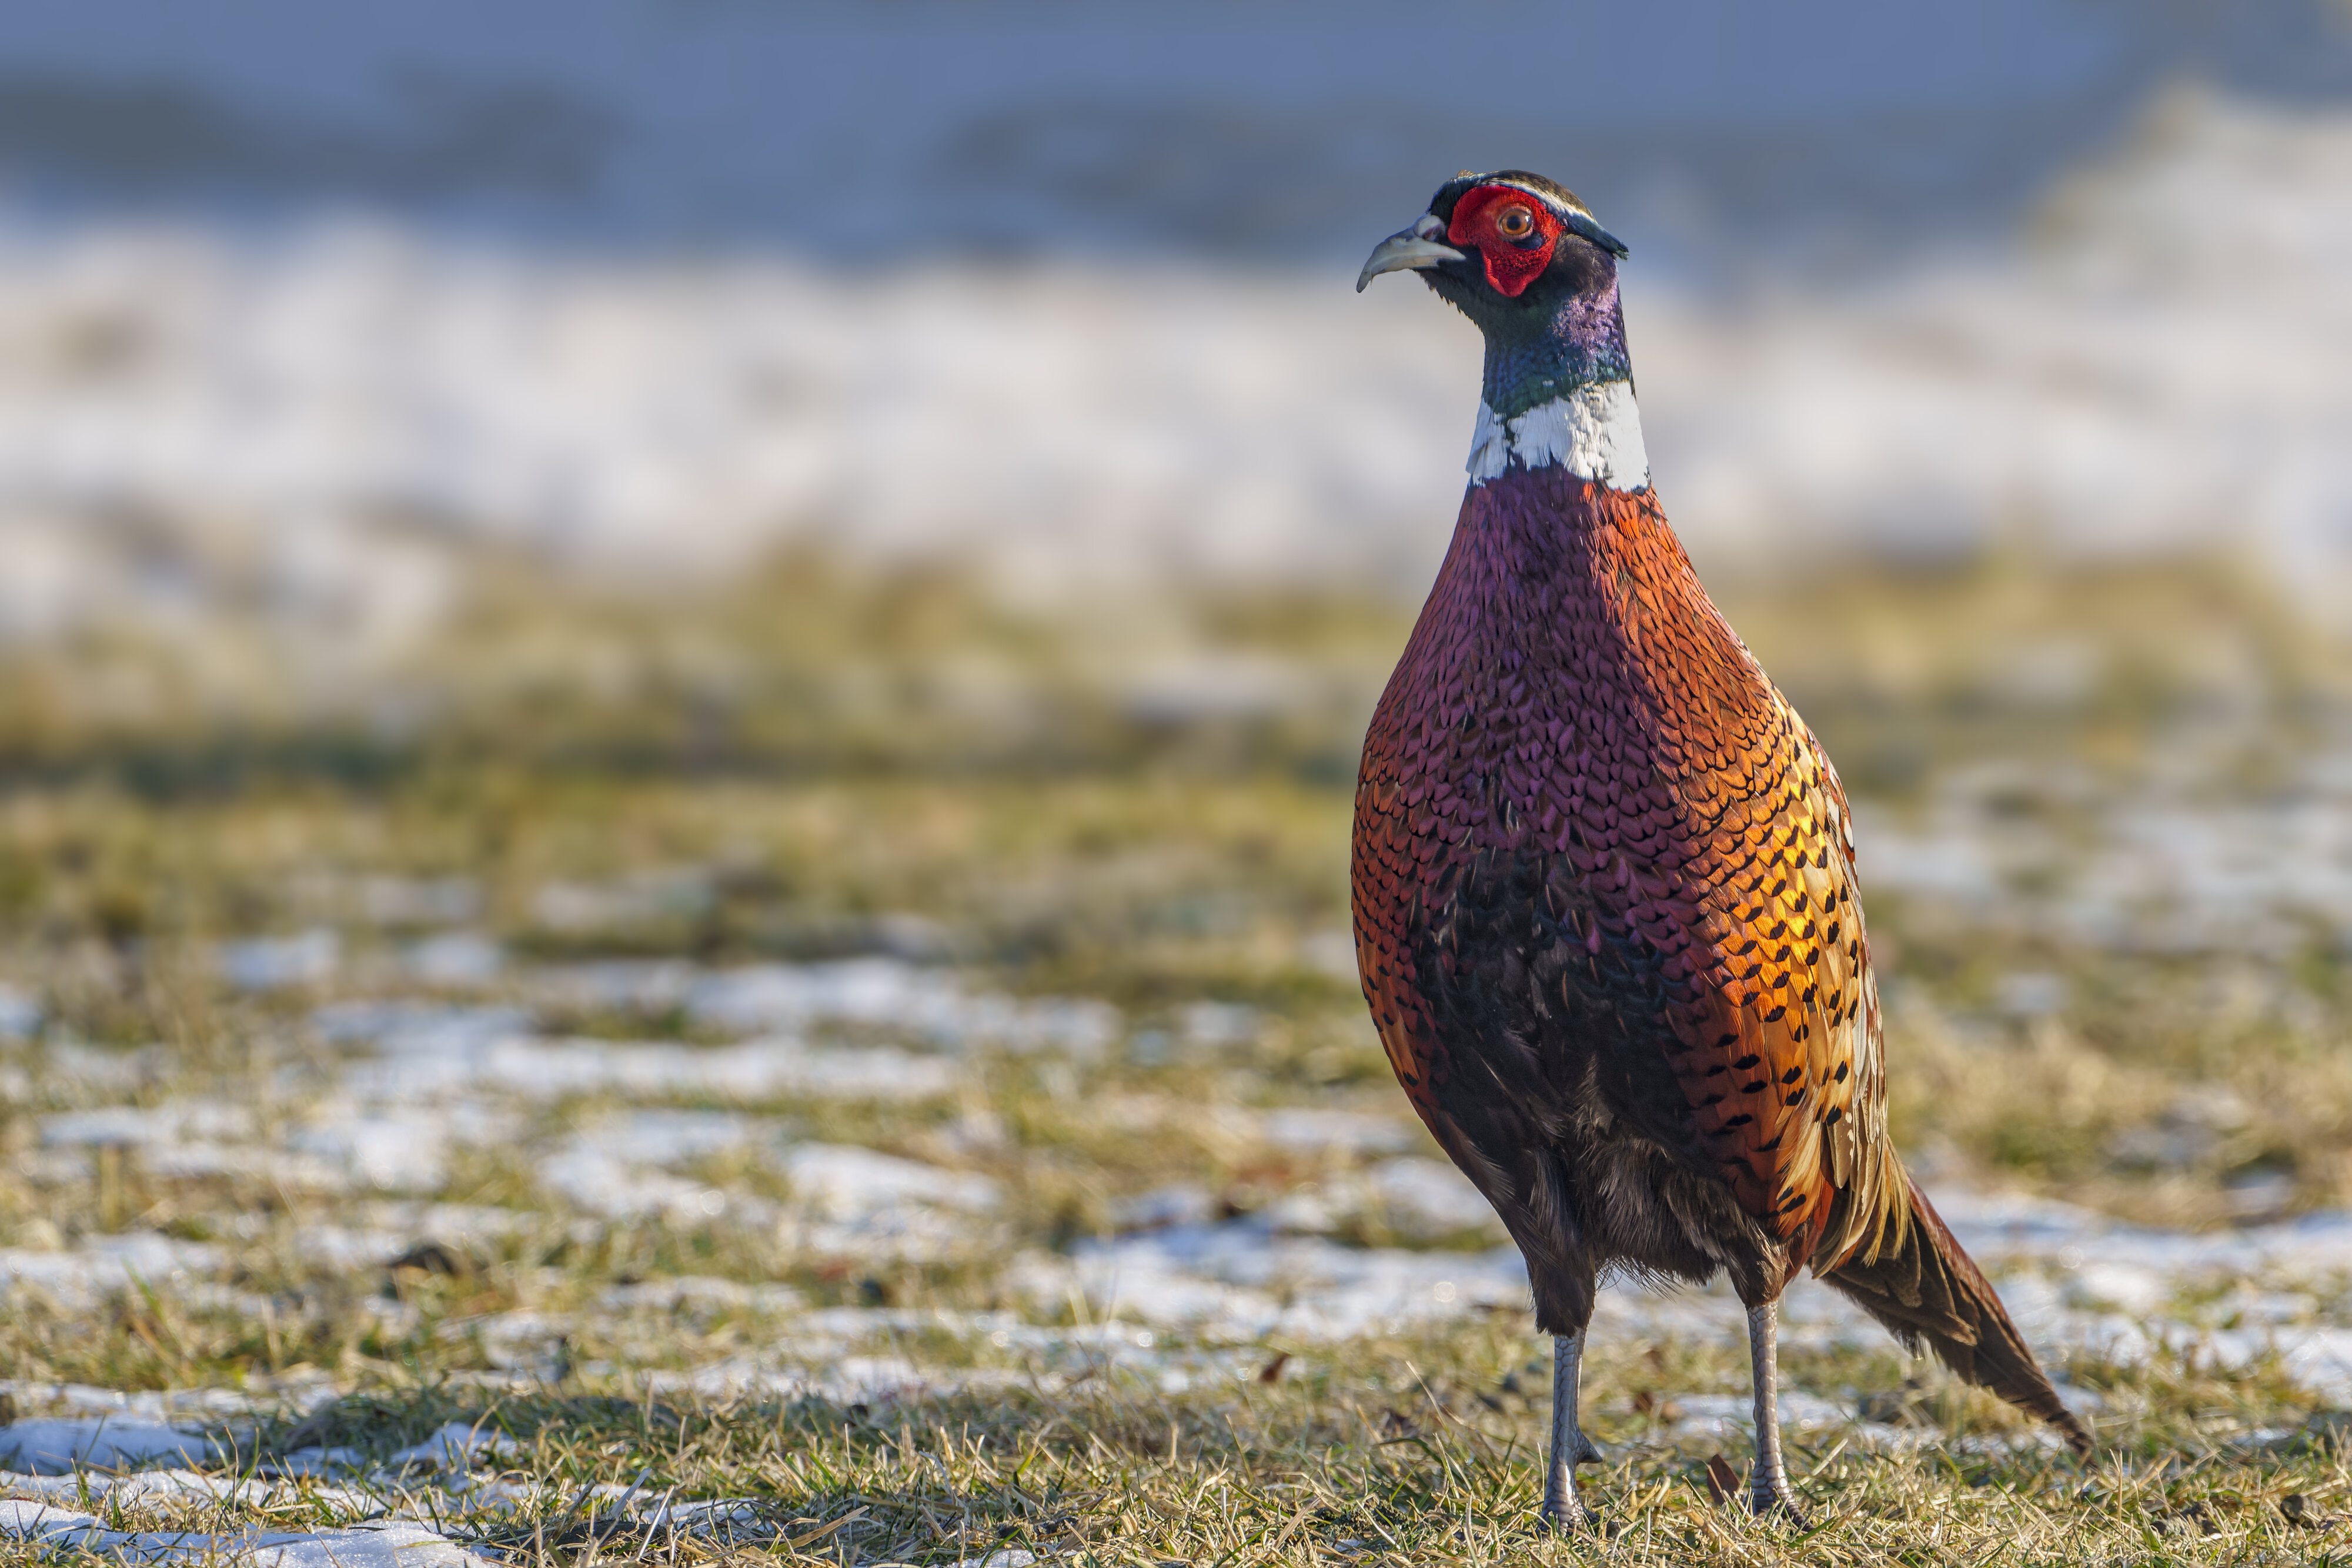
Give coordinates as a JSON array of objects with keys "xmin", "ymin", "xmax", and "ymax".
[{"xmin": 3, "ymin": 4, "xmax": 2352, "ymax": 1548}]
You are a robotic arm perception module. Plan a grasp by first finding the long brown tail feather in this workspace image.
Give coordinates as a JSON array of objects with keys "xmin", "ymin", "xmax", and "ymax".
[{"xmin": 1823, "ymin": 1171, "xmax": 2092, "ymax": 1456}]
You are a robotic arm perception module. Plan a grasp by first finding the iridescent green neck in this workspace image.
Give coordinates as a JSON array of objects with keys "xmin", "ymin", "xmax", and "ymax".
[{"xmin": 1479, "ymin": 276, "xmax": 1633, "ymax": 420}]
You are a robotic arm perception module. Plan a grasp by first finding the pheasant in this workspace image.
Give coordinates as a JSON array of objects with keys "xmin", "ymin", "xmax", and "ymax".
[{"xmin": 1351, "ymin": 170, "xmax": 2089, "ymax": 1527}]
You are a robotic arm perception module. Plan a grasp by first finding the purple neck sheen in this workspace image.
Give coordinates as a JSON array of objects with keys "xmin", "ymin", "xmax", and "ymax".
[{"xmin": 1479, "ymin": 275, "xmax": 1633, "ymax": 420}]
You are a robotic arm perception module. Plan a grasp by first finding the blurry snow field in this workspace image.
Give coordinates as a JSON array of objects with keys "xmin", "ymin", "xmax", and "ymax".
[{"xmin": 0, "ymin": 92, "xmax": 2347, "ymax": 673}]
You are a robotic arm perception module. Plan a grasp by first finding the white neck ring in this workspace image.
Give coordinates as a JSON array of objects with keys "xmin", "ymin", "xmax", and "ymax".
[{"xmin": 1466, "ymin": 379, "xmax": 1650, "ymax": 492}]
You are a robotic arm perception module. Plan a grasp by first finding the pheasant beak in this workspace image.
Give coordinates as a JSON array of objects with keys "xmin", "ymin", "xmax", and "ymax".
[{"xmin": 1355, "ymin": 213, "xmax": 1466, "ymax": 292}]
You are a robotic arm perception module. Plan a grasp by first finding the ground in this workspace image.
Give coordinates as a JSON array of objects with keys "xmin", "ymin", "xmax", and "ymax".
[{"xmin": 1, "ymin": 553, "xmax": 2351, "ymax": 1563}]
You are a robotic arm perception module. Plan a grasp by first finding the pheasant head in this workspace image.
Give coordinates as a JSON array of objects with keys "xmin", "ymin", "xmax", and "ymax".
[{"xmin": 1358, "ymin": 170, "xmax": 1646, "ymax": 493}]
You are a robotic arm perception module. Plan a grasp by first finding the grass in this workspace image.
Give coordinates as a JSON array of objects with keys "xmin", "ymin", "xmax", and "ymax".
[
  {"xmin": 2, "ymin": 547, "xmax": 2352, "ymax": 1560},
  {"xmin": 18, "ymin": 1326, "xmax": 2352, "ymax": 1564}
]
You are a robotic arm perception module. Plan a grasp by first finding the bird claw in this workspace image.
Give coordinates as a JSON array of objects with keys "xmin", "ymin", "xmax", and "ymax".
[
  {"xmin": 1748, "ymin": 1490, "xmax": 1809, "ymax": 1527},
  {"xmin": 1539, "ymin": 1500, "xmax": 1606, "ymax": 1536},
  {"xmin": 1541, "ymin": 1429, "xmax": 1605, "ymax": 1531}
]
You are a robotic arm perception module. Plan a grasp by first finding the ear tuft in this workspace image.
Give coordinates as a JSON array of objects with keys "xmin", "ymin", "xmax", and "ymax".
[{"xmin": 1562, "ymin": 210, "xmax": 1629, "ymax": 259}]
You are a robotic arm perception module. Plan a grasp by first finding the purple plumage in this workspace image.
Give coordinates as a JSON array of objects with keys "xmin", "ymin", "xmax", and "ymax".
[{"xmin": 1351, "ymin": 169, "xmax": 2089, "ymax": 1526}]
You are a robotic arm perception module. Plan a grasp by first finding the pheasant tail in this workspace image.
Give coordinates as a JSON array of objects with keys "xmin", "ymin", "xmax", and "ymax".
[{"xmin": 1822, "ymin": 1171, "xmax": 2091, "ymax": 1455}]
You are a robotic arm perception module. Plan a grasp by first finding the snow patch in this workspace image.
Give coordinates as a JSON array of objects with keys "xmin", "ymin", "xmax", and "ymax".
[
  {"xmin": 783, "ymin": 1145, "xmax": 998, "ymax": 1221},
  {"xmin": 0, "ymin": 1418, "xmax": 212, "ymax": 1475}
]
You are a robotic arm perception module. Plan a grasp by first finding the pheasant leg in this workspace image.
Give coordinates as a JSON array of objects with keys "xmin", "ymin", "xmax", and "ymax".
[
  {"xmin": 1745, "ymin": 1301, "xmax": 1806, "ymax": 1522},
  {"xmin": 1540, "ymin": 1331, "xmax": 1604, "ymax": 1531}
]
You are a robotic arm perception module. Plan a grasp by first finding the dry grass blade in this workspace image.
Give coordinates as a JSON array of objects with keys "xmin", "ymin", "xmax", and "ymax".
[{"xmin": 786, "ymin": 1505, "xmax": 870, "ymax": 1553}]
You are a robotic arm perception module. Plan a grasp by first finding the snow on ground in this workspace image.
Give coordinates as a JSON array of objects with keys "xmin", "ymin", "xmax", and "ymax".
[
  {"xmin": 11, "ymin": 946, "xmax": 2352, "ymax": 1364},
  {"xmin": 1853, "ymin": 745, "xmax": 2352, "ymax": 962},
  {"xmin": 2, "ymin": 1164, "xmax": 2349, "ymax": 1556},
  {"xmin": 0, "ymin": 1392, "xmax": 1016, "ymax": 1561},
  {"xmin": 14, "ymin": 930, "xmax": 2352, "ymax": 1396},
  {"xmin": 9, "ymin": 936, "xmax": 2352, "ymax": 1552},
  {"xmin": 0, "ymin": 93, "xmax": 2345, "ymax": 663},
  {"xmin": 0, "ymin": 1510, "xmax": 499, "ymax": 1567}
]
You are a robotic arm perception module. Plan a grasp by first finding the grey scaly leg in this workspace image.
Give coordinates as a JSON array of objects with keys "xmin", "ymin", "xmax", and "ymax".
[
  {"xmin": 1745, "ymin": 1301, "xmax": 1805, "ymax": 1520},
  {"xmin": 1540, "ymin": 1331, "xmax": 1604, "ymax": 1531}
]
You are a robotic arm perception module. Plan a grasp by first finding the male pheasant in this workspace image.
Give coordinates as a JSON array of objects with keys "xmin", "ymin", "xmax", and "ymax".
[{"xmin": 1352, "ymin": 171, "xmax": 2089, "ymax": 1527}]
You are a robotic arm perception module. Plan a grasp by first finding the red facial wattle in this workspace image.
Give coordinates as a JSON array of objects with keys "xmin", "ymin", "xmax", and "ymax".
[{"xmin": 1447, "ymin": 184, "xmax": 1564, "ymax": 298}]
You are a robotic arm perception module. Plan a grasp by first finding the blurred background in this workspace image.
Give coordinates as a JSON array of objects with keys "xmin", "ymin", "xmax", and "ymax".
[{"xmin": 0, "ymin": 0, "xmax": 2350, "ymax": 1410}]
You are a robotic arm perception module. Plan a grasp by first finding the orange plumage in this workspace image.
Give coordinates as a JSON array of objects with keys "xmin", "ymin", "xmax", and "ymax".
[{"xmin": 1352, "ymin": 170, "xmax": 2084, "ymax": 1524}]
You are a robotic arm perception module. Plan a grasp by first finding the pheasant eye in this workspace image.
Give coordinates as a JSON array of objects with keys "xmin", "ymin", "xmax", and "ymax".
[{"xmin": 1496, "ymin": 206, "xmax": 1535, "ymax": 239}]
